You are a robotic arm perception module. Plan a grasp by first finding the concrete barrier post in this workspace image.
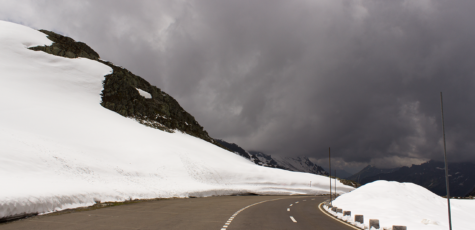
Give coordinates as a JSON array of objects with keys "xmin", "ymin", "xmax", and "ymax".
[
  {"xmin": 331, "ymin": 207, "xmax": 337, "ymax": 212},
  {"xmin": 355, "ymin": 215, "xmax": 363, "ymax": 224},
  {"xmin": 336, "ymin": 208, "xmax": 342, "ymax": 213},
  {"xmin": 369, "ymin": 219, "xmax": 379, "ymax": 229},
  {"xmin": 392, "ymin": 226, "xmax": 406, "ymax": 230},
  {"xmin": 343, "ymin": 211, "xmax": 351, "ymax": 216}
]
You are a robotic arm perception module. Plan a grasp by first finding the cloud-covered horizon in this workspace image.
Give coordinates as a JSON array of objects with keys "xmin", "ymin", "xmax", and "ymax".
[{"xmin": 2, "ymin": 0, "xmax": 475, "ymax": 172}]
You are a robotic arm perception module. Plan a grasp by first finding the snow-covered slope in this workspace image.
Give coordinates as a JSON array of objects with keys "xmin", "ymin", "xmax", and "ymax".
[
  {"xmin": 331, "ymin": 181, "xmax": 475, "ymax": 230},
  {"xmin": 0, "ymin": 20, "xmax": 353, "ymax": 219}
]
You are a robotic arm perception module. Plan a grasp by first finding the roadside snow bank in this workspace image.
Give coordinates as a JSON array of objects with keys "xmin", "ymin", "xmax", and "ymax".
[
  {"xmin": 0, "ymin": 20, "xmax": 354, "ymax": 218},
  {"xmin": 331, "ymin": 180, "xmax": 475, "ymax": 230}
]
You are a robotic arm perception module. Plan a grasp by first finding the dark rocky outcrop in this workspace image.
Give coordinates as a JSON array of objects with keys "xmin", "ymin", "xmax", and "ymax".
[
  {"xmin": 29, "ymin": 30, "xmax": 214, "ymax": 143},
  {"xmin": 98, "ymin": 59, "xmax": 213, "ymax": 142},
  {"xmin": 248, "ymin": 151, "xmax": 284, "ymax": 169},
  {"xmin": 249, "ymin": 151, "xmax": 330, "ymax": 176},
  {"xmin": 337, "ymin": 178, "xmax": 361, "ymax": 188},
  {"xmin": 214, "ymin": 139, "xmax": 251, "ymax": 160},
  {"xmin": 29, "ymin": 30, "xmax": 99, "ymax": 60}
]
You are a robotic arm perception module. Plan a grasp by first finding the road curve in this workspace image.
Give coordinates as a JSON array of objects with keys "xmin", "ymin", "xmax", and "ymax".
[
  {"xmin": 0, "ymin": 195, "xmax": 353, "ymax": 230},
  {"xmin": 225, "ymin": 196, "xmax": 354, "ymax": 230}
]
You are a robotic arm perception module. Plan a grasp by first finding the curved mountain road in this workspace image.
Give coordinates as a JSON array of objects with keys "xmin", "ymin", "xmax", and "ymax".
[{"xmin": 0, "ymin": 195, "xmax": 354, "ymax": 230}]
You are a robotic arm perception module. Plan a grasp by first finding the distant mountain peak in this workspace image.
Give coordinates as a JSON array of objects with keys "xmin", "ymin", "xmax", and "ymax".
[
  {"xmin": 346, "ymin": 165, "xmax": 400, "ymax": 183},
  {"xmin": 348, "ymin": 160, "xmax": 475, "ymax": 197},
  {"xmin": 249, "ymin": 151, "xmax": 328, "ymax": 176}
]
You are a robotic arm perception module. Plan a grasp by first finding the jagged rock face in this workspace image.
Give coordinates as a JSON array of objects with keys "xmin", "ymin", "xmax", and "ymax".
[
  {"xmin": 249, "ymin": 151, "xmax": 329, "ymax": 176},
  {"xmin": 98, "ymin": 59, "xmax": 212, "ymax": 141},
  {"xmin": 301, "ymin": 157, "xmax": 328, "ymax": 175},
  {"xmin": 214, "ymin": 139, "xmax": 251, "ymax": 159},
  {"xmin": 29, "ymin": 30, "xmax": 213, "ymax": 143},
  {"xmin": 29, "ymin": 30, "xmax": 100, "ymax": 60},
  {"xmin": 249, "ymin": 151, "xmax": 286, "ymax": 169}
]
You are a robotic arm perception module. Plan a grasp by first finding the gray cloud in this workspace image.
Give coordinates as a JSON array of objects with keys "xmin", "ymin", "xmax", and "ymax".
[{"xmin": 2, "ymin": 0, "xmax": 475, "ymax": 172}]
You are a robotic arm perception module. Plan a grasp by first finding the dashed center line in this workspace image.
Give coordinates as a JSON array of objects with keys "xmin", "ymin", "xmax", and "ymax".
[
  {"xmin": 290, "ymin": 204, "xmax": 293, "ymax": 206},
  {"xmin": 220, "ymin": 198, "xmax": 282, "ymax": 230},
  {"xmin": 295, "ymin": 201, "xmax": 299, "ymax": 203},
  {"xmin": 290, "ymin": 216, "xmax": 297, "ymax": 222},
  {"xmin": 287, "ymin": 208, "xmax": 290, "ymax": 212}
]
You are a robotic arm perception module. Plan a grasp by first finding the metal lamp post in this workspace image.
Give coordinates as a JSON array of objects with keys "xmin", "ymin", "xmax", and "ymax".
[
  {"xmin": 329, "ymin": 147, "xmax": 332, "ymax": 205},
  {"xmin": 440, "ymin": 92, "xmax": 452, "ymax": 230}
]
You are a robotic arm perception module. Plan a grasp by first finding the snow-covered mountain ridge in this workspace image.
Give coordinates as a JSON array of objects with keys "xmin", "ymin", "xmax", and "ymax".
[
  {"xmin": 250, "ymin": 151, "xmax": 328, "ymax": 176},
  {"xmin": 0, "ymin": 20, "xmax": 353, "ymax": 219},
  {"xmin": 214, "ymin": 139, "xmax": 328, "ymax": 175}
]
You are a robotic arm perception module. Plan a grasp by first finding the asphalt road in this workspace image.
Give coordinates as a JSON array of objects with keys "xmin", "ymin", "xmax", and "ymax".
[{"xmin": 0, "ymin": 195, "xmax": 354, "ymax": 230}]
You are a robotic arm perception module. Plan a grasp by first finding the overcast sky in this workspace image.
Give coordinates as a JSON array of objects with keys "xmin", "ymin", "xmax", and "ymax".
[{"xmin": 2, "ymin": 0, "xmax": 475, "ymax": 173}]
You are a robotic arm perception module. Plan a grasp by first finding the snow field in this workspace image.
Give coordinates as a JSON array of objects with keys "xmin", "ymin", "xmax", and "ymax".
[
  {"xmin": 0, "ymin": 20, "xmax": 354, "ymax": 218},
  {"xmin": 328, "ymin": 180, "xmax": 475, "ymax": 230}
]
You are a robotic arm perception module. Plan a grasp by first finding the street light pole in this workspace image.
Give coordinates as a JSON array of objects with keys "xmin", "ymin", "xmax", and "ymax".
[
  {"xmin": 440, "ymin": 92, "xmax": 453, "ymax": 230},
  {"xmin": 329, "ymin": 147, "xmax": 332, "ymax": 205}
]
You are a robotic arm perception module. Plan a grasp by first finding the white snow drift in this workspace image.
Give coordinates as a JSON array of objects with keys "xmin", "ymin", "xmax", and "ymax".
[
  {"xmin": 330, "ymin": 181, "xmax": 475, "ymax": 230},
  {"xmin": 0, "ymin": 20, "xmax": 353, "ymax": 218},
  {"xmin": 136, "ymin": 88, "xmax": 152, "ymax": 99}
]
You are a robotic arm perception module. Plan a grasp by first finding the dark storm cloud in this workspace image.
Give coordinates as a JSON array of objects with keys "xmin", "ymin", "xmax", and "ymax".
[{"xmin": 2, "ymin": 0, "xmax": 475, "ymax": 171}]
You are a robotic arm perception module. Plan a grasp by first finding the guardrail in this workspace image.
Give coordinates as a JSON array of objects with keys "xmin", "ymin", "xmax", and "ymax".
[{"xmin": 321, "ymin": 200, "xmax": 407, "ymax": 230}]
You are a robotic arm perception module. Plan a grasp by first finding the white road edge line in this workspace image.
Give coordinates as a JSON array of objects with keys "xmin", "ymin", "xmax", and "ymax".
[
  {"xmin": 220, "ymin": 198, "xmax": 283, "ymax": 230},
  {"xmin": 290, "ymin": 216, "xmax": 297, "ymax": 222}
]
